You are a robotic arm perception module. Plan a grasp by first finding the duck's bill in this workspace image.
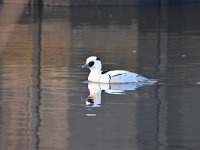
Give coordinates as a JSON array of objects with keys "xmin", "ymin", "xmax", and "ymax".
[{"xmin": 82, "ymin": 64, "xmax": 89, "ymax": 68}]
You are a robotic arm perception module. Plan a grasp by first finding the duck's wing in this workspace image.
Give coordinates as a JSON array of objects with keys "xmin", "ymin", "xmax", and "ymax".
[
  {"xmin": 101, "ymin": 70, "xmax": 109, "ymax": 74},
  {"xmin": 105, "ymin": 70, "xmax": 141, "ymax": 83}
]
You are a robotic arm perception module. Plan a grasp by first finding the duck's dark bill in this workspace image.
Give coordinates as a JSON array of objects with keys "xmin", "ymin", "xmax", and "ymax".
[{"xmin": 82, "ymin": 64, "xmax": 89, "ymax": 68}]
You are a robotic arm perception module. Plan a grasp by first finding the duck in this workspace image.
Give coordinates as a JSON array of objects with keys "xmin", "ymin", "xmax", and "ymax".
[{"xmin": 82, "ymin": 56, "xmax": 157, "ymax": 83}]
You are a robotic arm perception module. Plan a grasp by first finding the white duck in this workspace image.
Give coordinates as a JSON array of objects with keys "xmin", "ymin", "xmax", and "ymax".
[{"xmin": 82, "ymin": 56, "xmax": 157, "ymax": 83}]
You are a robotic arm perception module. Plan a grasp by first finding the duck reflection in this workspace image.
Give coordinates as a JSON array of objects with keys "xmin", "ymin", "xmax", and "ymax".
[{"xmin": 86, "ymin": 82, "xmax": 145, "ymax": 107}]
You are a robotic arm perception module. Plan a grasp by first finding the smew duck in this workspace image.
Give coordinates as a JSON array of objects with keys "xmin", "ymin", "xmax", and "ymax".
[{"xmin": 82, "ymin": 56, "xmax": 157, "ymax": 83}]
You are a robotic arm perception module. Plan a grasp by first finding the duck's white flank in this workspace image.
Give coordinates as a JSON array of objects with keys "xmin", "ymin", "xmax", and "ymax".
[{"xmin": 82, "ymin": 56, "xmax": 157, "ymax": 83}]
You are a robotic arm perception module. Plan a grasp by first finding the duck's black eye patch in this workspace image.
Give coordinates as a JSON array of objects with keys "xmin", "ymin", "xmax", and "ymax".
[
  {"xmin": 96, "ymin": 57, "xmax": 101, "ymax": 61},
  {"xmin": 88, "ymin": 61, "xmax": 94, "ymax": 67}
]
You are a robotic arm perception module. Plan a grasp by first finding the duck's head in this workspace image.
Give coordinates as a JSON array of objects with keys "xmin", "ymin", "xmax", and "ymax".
[{"xmin": 82, "ymin": 56, "xmax": 102, "ymax": 71}]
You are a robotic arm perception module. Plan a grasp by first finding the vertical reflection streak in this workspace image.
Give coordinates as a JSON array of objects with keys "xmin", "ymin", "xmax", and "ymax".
[
  {"xmin": 29, "ymin": 4, "xmax": 43, "ymax": 150},
  {"xmin": 155, "ymin": 4, "xmax": 168, "ymax": 150},
  {"xmin": 155, "ymin": 4, "xmax": 162, "ymax": 150}
]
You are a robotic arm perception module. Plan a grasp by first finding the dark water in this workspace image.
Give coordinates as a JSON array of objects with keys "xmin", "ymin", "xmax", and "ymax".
[{"xmin": 0, "ymin": 3, "xmax": 200, "ymax": 150}]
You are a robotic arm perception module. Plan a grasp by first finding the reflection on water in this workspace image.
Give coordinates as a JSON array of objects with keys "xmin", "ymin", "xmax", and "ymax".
[
  {"xmin": 85, "ymin": 82, "xmax": 142, "ymax": 107},
  {"xmin": 85, "ymin": 82, "xmax": 156, "ymax": 107},
  {"xmin": 1, "ymin": 3, "xmax": 200, "ymax": 150}
]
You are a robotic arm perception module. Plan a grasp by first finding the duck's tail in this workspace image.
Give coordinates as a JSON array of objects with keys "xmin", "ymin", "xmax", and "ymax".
[{"xmin": 143, "ymin": 78, "xmax": 158, "ymax": 85}]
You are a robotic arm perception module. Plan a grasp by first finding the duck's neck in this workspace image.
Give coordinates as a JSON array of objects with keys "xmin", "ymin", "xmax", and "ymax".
[{"xmin": 88, "ymin": 69, "xmax": 102, "ymax": 82}]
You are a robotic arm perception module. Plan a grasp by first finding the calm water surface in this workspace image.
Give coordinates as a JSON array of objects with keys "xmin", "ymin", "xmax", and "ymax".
[{"xmin": 0, "ymin": 3, "xmax": 200, "ymax": 150}]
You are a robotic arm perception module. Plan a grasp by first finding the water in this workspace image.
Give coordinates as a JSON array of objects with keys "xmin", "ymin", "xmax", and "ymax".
[{"xmin": 0, "ymin": 3, "xmax": 200, "ymax": 150}]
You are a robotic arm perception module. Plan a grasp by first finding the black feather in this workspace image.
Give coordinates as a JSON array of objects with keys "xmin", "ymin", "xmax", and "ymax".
[
  {"xmin": 96, "ymin": 57, "xmax": 101, "ymax": 61},
  {"xmin": 88, "ymin": 61, "xmax": 94, "ymax": 67},
  {"xmin": 112, "ymin": 73, "xmax": 123, "ymax": 77},
  {"xmin": 102, "ymin": 70, "xmax": 109, "ymax": 74}
]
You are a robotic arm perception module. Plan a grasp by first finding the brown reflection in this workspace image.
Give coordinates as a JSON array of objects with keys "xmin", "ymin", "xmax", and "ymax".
[
  {"xmin": 38, "ymin": 6, "xmax": 71, "ymax": 150},
  {"xmin": 0, "ymin": 4, "xmax": 28, "ymax": 54},
  {"xmin": 0, "ymin": 4, "xmax": 71, "ymax": 150},
  {"xmin": 0, "ymin": 2, "xmax": 32, "ymax": 150}
]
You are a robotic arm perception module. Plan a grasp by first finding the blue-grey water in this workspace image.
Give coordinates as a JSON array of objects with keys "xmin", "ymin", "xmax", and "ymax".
[{"xmin": 0, "ymin": 3, "xmax": 200, "ymax": 150}]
